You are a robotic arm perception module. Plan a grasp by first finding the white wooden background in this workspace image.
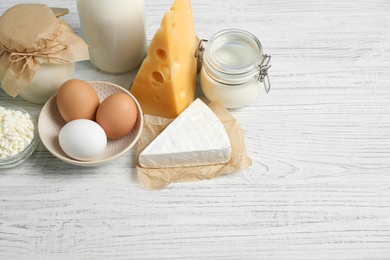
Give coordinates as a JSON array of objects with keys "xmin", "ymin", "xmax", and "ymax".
[{"xmin": 1, "ymin": 0, "xmax": 390, "ymax": 259}]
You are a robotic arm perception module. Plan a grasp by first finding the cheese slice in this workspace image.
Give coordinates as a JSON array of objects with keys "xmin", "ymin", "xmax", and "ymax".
[
  {"xmin": 139, "ymin": 99, "xmax": 232, "ymax": 168},
  {"xmin": 130, "ymin": 0, "xmax": 197, "ymax": 118}
]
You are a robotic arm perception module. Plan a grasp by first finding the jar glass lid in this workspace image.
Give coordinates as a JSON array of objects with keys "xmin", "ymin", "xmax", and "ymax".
[{"xmin": 204, "ymin": 29, "xmax": 264, "ymax": 75}]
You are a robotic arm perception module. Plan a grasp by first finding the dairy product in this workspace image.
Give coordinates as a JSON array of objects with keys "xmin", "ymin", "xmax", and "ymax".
[
  {"xmin": 199, "ymin": 29, "xmax": 271, "ymax": 108},
  {"xmin": 130, "ymin": 0, "xmax": 197, "ymax": 118},
  {"xmin": 200, "ymin": 66, "xmax": 263, "ymax": 108},
  {"xmin": 77, "ymin": 0, "xmax": 147, "ymax": 73},
  {"xmin": 0, "ymin": 107, "xmax": 35, "ymax": 159},
  {"xmin": 0, "ymin": 4, "xmax": 89, "ymax": 103},
  {"xmin": 139, "ymin": 99, "xmax": 231, "ymax": 168},
  {"xmin": 18, "ymin": 63, "xmax": 75, "ymax": 104}
]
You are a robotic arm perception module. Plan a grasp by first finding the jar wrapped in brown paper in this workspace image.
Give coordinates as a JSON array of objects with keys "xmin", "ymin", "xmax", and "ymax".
[{"xmin": 0, "ymin": 4, "xmax": 90, "ymax": 104}]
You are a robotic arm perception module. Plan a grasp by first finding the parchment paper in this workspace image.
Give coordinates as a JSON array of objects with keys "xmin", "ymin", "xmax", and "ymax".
[{"xmin": 135, "ymin": 99, "xmax": 252, "ymax": 189}]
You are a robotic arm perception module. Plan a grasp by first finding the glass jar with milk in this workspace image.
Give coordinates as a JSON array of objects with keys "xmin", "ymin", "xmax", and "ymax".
[
  {"xmin": 77, "ymin": 0, "xmax": 147, "ymax": 73},
  {"xmin": 196, "ymin": 29, "xmax": 271, "ymax": 108}
]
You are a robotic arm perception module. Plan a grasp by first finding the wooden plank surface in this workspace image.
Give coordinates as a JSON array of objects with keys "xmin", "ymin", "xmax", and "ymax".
[{"xmin": 1, "ymin": 0, "xmax": 390, "ymax": 259}]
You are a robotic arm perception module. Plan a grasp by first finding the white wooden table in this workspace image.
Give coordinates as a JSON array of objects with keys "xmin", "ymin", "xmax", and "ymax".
[{"xmin": 1, "ymin": 0, "xmax": 390, "ymax": 259}]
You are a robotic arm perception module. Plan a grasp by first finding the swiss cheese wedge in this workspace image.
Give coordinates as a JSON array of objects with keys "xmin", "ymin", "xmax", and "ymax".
[{"xmin": 130, "ymin": 0, "xmax": 197, "ymax": 118}]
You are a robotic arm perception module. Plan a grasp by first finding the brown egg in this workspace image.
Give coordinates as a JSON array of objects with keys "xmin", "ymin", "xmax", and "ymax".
[
  {"xmin": 56, "ymin": 79, "xmax": 100, "ymax": 122},
  {"xmin": 96, "ymin": 93, "xmax": 138, "ymax": 139}
]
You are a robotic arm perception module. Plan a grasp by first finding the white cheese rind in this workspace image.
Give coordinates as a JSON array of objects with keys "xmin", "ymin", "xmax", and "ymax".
[{"xmin": 139, "ymin": 99, "xmax": 231, "ymax": 168}]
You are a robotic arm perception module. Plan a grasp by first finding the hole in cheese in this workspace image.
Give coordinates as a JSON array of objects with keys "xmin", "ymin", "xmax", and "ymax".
[
  {"xmin": 156, "ymin": 49, "xmax": 167, "ymax": 60},
  {"xmin": 160, "ymin": 64, "xmax": 171, "ymax": 80},
  {"xmin": 154, "ymin": 96, "xmax": 162, "ymax": 102},
  {"xmin": 152, "ymin": 71, "xmax": 164, "ymax": 84}
]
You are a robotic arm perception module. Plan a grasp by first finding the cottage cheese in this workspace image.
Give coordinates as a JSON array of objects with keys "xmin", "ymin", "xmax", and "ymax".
[{"xmin": 0, "ymin": 107, "xmax": 34, "ymax": 159}]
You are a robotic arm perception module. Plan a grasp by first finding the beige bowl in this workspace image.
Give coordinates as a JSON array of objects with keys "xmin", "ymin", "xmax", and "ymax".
[{"xmin": 38, "ymin": 81, "xmax": 143, "ymax": 166}]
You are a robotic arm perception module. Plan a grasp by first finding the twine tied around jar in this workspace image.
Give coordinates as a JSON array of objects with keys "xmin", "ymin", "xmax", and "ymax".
[{"xmin": 3, "ymin": 35, "xmax": 70, "ymax": 80}]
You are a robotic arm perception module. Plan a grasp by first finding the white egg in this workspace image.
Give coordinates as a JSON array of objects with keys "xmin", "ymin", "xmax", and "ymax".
[{"xmin": 59, "ymin": 119, "xmax": 107, "ymax": 161}]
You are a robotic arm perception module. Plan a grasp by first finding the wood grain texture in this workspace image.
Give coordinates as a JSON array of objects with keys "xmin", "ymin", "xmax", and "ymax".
[{"xmin": 1, "ymin": 0, "xmax": 390, "ymax": 259}]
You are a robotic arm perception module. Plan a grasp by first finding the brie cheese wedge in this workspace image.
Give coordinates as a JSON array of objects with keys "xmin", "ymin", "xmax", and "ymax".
[{"xmin": 139, "ymin": 99, "xmax": 232, "ymax": 168}]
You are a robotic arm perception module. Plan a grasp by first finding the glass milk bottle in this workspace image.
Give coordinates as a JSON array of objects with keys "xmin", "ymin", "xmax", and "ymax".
[{"xmin": 77, "ymin": 0, "xmax": 147, "ymax": 73}]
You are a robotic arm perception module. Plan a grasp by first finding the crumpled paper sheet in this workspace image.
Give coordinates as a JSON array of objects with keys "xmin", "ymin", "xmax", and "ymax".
[
  {"xmin": 0, "ymin": 4, "xmax": 90, "ymax": 97},
  {"xmin": 135, "ymin": 99, "xmax": 252, "ymax": 190}
]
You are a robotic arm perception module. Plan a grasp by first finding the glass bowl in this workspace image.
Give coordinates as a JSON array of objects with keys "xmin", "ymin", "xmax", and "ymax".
[{"xmin": 0, "ymin": 107, "xmax": 39, "ymax": 169}]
